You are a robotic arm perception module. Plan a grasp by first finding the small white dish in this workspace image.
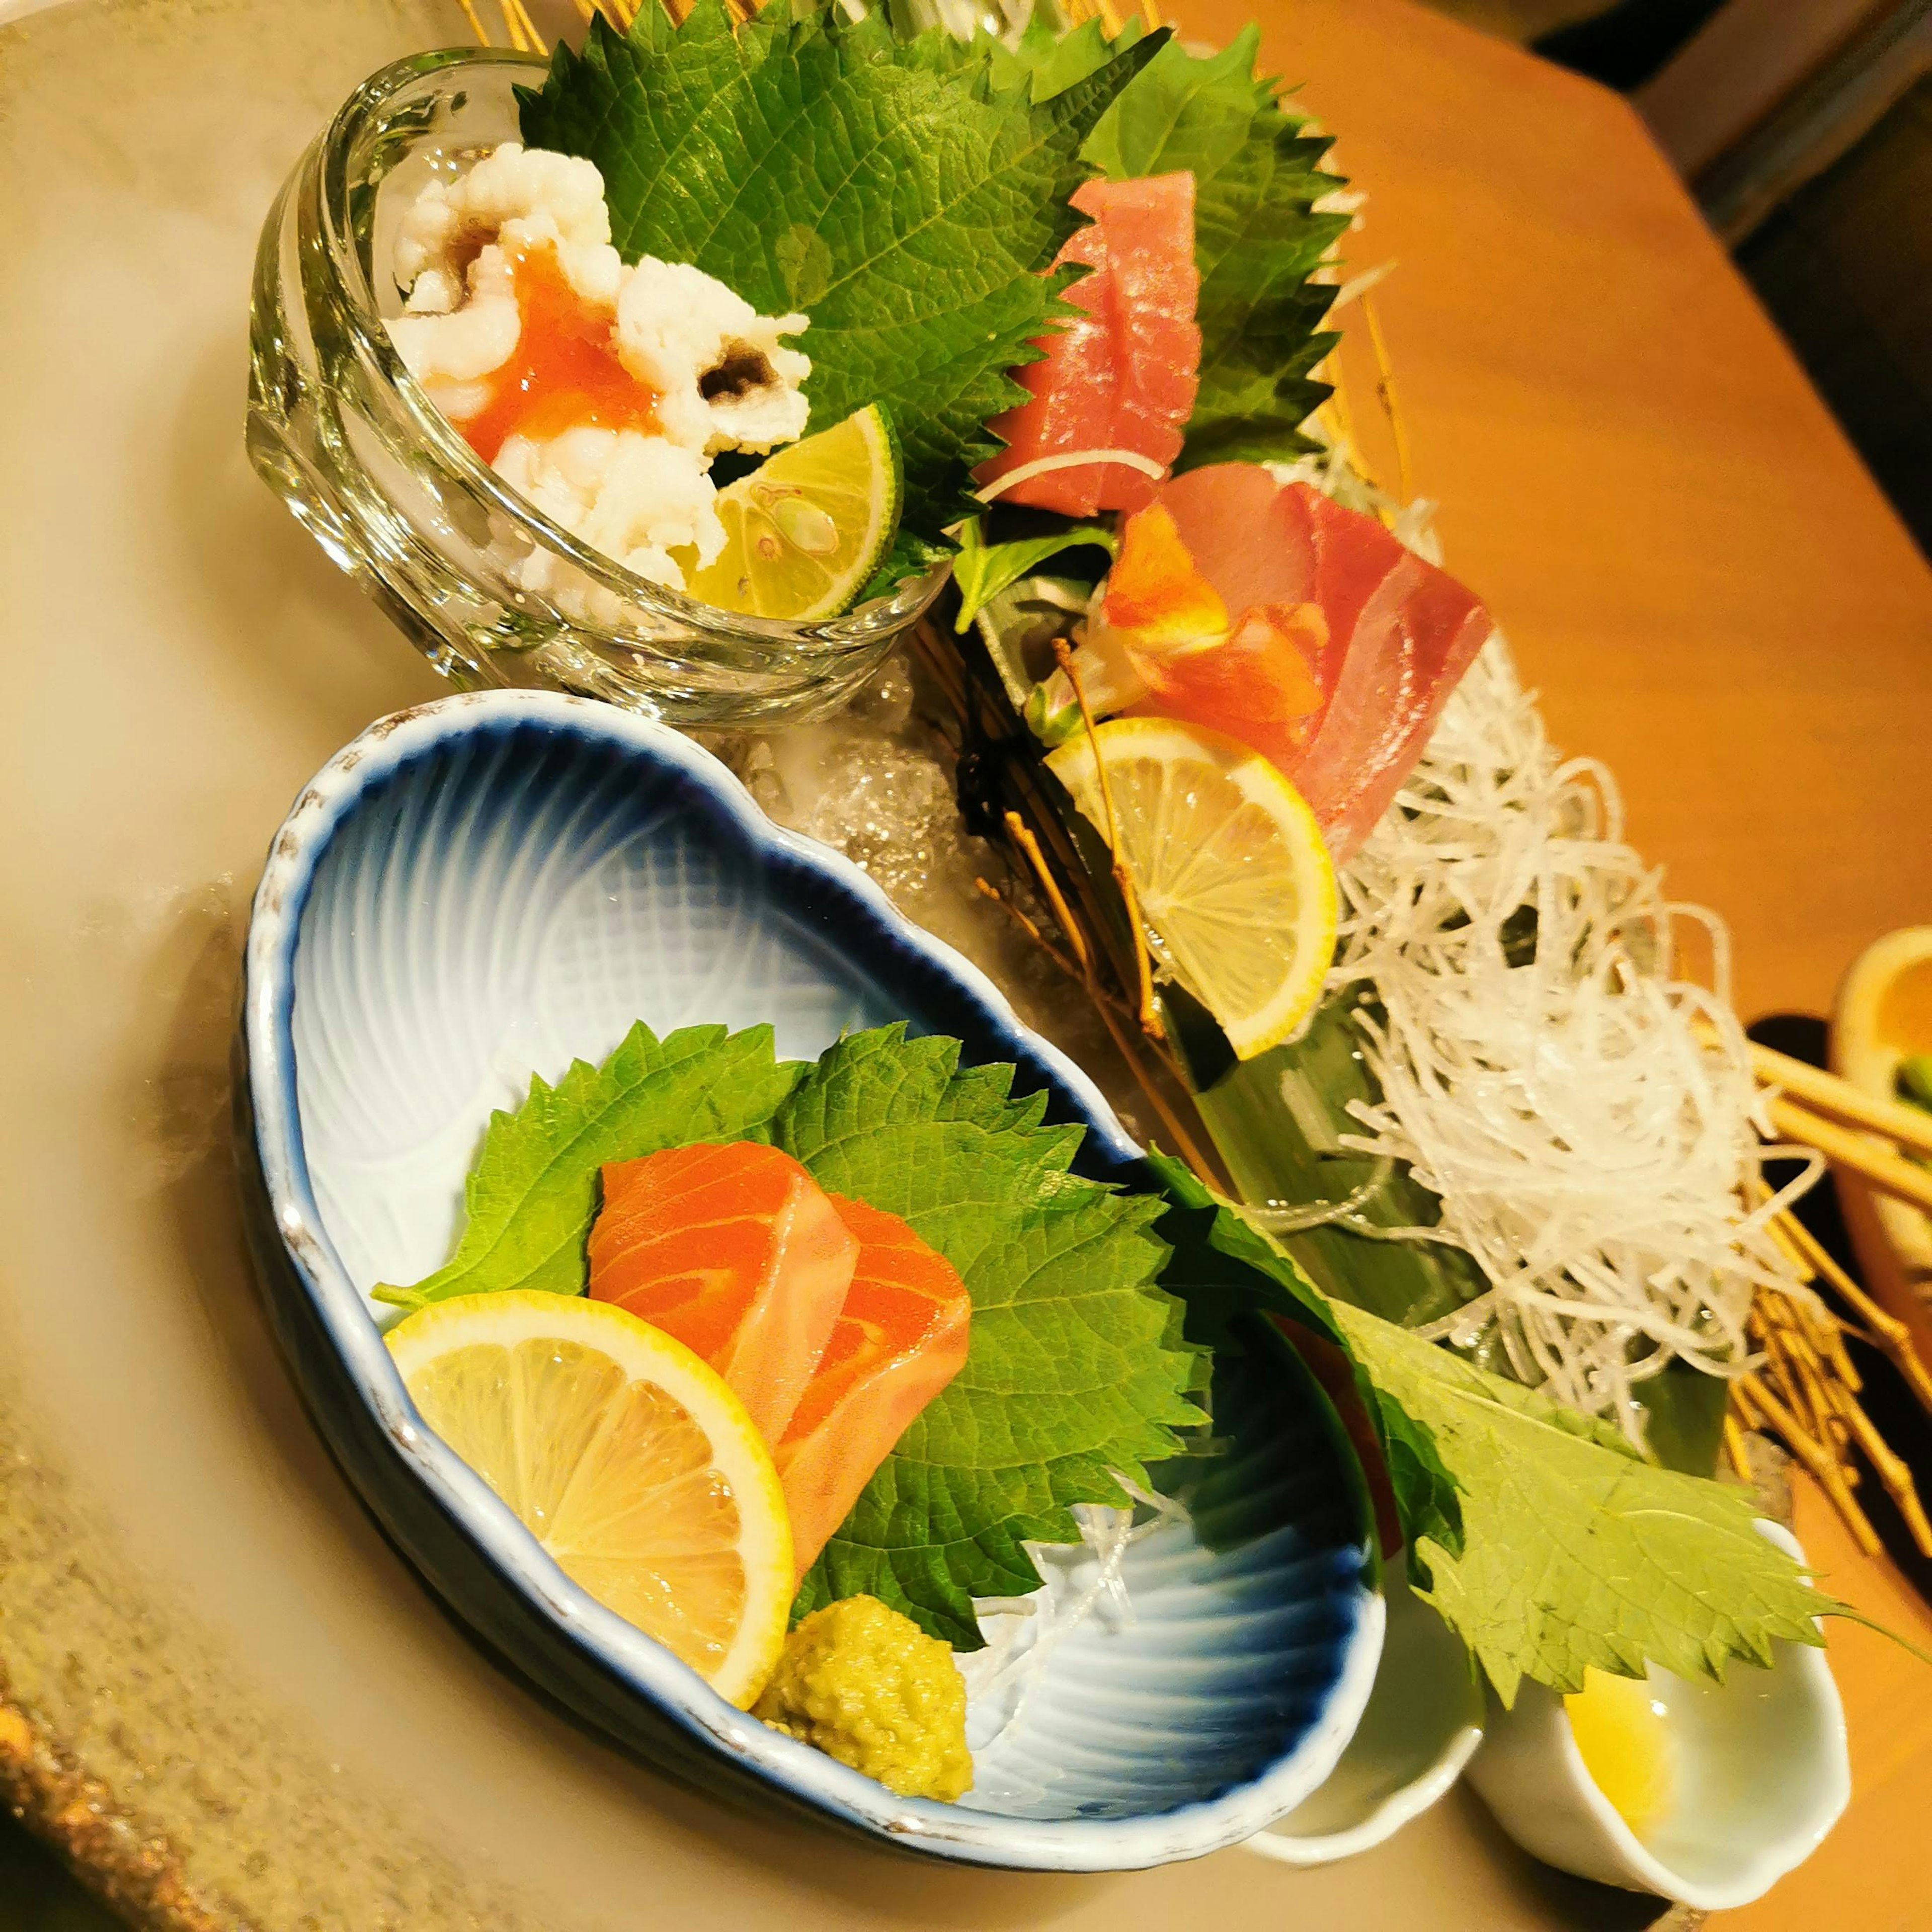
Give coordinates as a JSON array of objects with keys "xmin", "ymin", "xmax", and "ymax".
[
  {"xmin": 1244, "ymin": 1561, "xmax": 1483, "ymax": 1865},
  {"xmin": 1464, "ymin": 1523, "xmax": 1848, "ymax": 1910}
]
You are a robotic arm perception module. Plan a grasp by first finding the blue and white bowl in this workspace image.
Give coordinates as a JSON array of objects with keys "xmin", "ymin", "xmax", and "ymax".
[{"xmin": 236, "ymin": 689, "xmax": 1384, "ymax": 1870}]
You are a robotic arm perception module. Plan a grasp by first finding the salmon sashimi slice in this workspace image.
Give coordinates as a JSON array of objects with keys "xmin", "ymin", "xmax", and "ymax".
[
  {"xmin": 776, "ymin": 1195, "xmax": 971, "ymax": 1579},
  {"xmin": 976, "ymin": 173, "xmax": 1202, "ymax": 517},
  {"xmin": 1044, "ymin": 464, "xmax": 1493, "ymax": 857},
  {"xmin": 589, "ymin": 1143, "xmax": 858, "ymax": 1446}
]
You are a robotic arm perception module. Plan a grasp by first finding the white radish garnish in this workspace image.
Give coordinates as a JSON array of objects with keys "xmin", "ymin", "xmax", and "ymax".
[
  {"xmin": 1329, "ymin": 639, "xmax": 1819, "ymax": 1446},
  {"xmin": 973, "ymin": 447, "xmax": 1167, "ymax": 504}
]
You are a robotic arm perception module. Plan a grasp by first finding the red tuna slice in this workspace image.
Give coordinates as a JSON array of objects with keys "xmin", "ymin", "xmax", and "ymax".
[
  {"xmin": 775, "ymin": 1194, "xmax": 971, "ymax": 1579},
  {"xmin": 1290, "ymin": 488, "xmax": 1493, "ymax": 854},
  {"xmin": 589, "ymin": 1142, "xmax": 858, "ymax": 1446},
  {"xmin": 976, "ymin": 173, "xmax": 1202, "ymax": 517},
  {"xmin": 1146, "ymin": 465, "xmax": 1493, "ymax": 857}
]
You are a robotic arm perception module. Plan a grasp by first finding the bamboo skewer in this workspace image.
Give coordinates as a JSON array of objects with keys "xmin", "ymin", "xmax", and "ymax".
[
  {"xmin": 1753, "ymin": 1039, "xmax": 1932, "ymax": 1159},
  {"xmin": 1777, "ymin": 1205, "xmax": 1932, "ymax": 1416},
  {"xmin": 1766, "ymin": 1095, "xmax": 1932, "ymax": 1217},
  {"xmin": 1737, "ymin": 1373, "xmax": 1882, "ymax": 1556}
]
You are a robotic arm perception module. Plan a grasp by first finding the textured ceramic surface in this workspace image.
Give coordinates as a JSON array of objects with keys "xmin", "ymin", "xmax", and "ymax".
[
  {"xmin": 237, "ymin": 689, "xmax": 1383, "ymax": 1871},
  {"xmin": 1466, "ymin": 1523, "xmax": 1847, "ymax": 1910},
  {"xmin": 1244, "ymin": 1561, "xmax": 1483, "ymax": 1866}
]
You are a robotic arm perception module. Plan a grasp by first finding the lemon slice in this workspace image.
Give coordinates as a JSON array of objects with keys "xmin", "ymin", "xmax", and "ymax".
[
  {"xmin": 1045, "ymin": 717, "xmax": 1338, "ymax": 1059},
  {"xmin": 386, "ymin": 1291, "xmax": 793, "ymax": 1708},
  {"xmin": 683, "ymin": 404, "xmax": 902, "ymax": 621}
]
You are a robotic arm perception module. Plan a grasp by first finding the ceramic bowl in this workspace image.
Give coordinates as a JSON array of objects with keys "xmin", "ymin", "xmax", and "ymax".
[
  {"xmin": 1243, "ymin": 1560, "xmax": 1483, "ymax": 1865},
  {"xmin": 236, "ymin": 689, "xmax": 1385, "ymax": 1870},
  {"xmin": 1833, "ymin": 926, "xmax": 1932, "ymax": 1312},
  {"xmin": 1465, "ymin": 1525, "xmax": 1848, "ymax": 1910}
]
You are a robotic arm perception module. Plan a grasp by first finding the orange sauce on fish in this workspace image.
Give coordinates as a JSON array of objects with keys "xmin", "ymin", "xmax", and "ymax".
[{"xmin": 460, "ymin": 244, "xmax": 659, "ymax": 463}]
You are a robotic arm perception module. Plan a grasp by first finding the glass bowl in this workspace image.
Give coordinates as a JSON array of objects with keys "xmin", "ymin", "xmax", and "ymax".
[{"xmin": 246, "ymin": 49, "xmax": 943, "ymax": 728}]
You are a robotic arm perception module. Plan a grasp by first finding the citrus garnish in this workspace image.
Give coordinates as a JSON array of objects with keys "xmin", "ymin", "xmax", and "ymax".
[
  {"xmin": 683, "ymin": 404, "xmax": 902, "ymax": 621},
  {"xmin": 1566, "ymin": 1667, "xmax": 1673, "ymax": 1834},
  {"xmin": 1045, "ymin": 716, "xmax": 1338, "ymax": 1059},
  {"xmin": 385, "ymin": 1290, "xmax": 793, "ymax": 1708}
]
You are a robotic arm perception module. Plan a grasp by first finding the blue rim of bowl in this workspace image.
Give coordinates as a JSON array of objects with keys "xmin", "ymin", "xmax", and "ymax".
[{"xmin": 240, "ymin": 687, "xmax": 1384, "ymax": 1871}]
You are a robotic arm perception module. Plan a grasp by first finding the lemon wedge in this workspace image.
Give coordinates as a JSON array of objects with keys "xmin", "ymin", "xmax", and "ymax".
[
  {"xmin": 1045, "ymin": 717, "xmax": 1337, "ymax": 1059},
  {"xmin": 386, "ymin": 1291, "xmax": 793, "ymax": 1708},
  {"xmin": 1566, "ymin": 1667, "xmax": 1673, "ymax": 1834},
  {"xmin": 682, "ymin": 404, "xmax": 902, "ymax": 621}
]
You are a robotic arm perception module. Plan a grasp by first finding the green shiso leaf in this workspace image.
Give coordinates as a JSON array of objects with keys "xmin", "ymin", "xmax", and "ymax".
[
  {"xmin": 1083, "ymin": 25, "xmax": 1348, "ymax": 468},
  {"xmin": 951, "ymin": 516, "xmax": 1115, "ymax": 632},
  {"xmin": 858, "ymin": 525, "xmax": 954, "ymax": 605},
  {"xmin": 373, "ymin": 1022, "xmax": 804, "ymax": 1311},
  {"xmin": 1328, "ymin": 1302, "xmax": 1847, "ymax": 1705},
  {"xmin": 780, "ymin": 1028, "xmax": 1206, "ymax": 1648},
  {"xmin": 519, "ymin": 1, "xmax": 1166, "ymax": 536},
  {"xmin": 1144, "ymin": 1153, "xmax": 1846, "ymax": 1704},
  {"xmin": 384, "ymin": 1021, "xmax": 1207, "ymax": 1648},
  {"xmin": 1146, "ymin": 1149, "xmax": 1464, "ymax": 1567}
]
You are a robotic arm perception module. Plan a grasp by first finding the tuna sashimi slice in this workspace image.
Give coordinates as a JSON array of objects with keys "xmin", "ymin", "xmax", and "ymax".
[
  {"xmin": 589, "ymin": 1143, "xmax": 858, "ymax": 1446},
  {"xmin": 776, "ymin": 1195, "xmax": 971, "ymax": 1578},
  {"xmin": 1135, "ymin": 466, "xmax": 1494, "ymax": 855},
  {"xmin": 976, "ymin": 173, "xmax": 1202, "ymax": 517}
]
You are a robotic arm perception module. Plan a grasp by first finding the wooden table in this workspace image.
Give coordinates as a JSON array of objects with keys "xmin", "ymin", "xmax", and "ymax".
[
  {"xmin": 3, "ymin": 0, "xmax": 1929, "ymax": 1925},
  {"xmin": 1187, "ymin": 0, "xmax": 1932, "ymax": 1029},
  {"xmin": 1179, "ymin": 4, "xmax": 1932, "ymax": 1924}
]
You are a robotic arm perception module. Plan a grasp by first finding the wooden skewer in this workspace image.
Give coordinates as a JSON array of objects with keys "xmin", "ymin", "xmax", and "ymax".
[
  {"xmin": 1737, "ymin": 1374, "xmax": 1882, "ymax": 1556},
  {"xmin": 1827, "ymin": 1380, "xmax": 1932, "ymax": 1559},
  {"xmin": 1766, "ymin": 1095, "xmax": 1932, "ymax": 1216},
  {"xmin": 1723, "ymin": 1411, "xmax": 1754, "ymax": 1482},
  {"xmin": 1754, "ymin": 1040, "xmax": 1932, "ymax": 1160},
  {"xmin": 1776, "ymin": 1207, "xmax": 1932, "ymax": 1417}
]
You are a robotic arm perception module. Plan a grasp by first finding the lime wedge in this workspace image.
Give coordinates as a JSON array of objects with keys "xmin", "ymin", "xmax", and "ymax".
[{"xmin": 683, "ymin": 404, "xmax": 903, "ymax": 622}]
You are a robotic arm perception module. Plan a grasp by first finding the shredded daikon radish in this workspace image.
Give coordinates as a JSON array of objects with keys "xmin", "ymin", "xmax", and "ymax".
[{"xmin": 1328, "ymin": 638, "xmax": 1819, "ymax": 1445}]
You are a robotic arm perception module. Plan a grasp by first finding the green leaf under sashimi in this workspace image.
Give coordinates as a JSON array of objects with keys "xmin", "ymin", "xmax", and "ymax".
[
  {"xmin": 519, "ymin": 2, "xmax": 1166, "ymax": 536},
  {"xmin": 373, "ymin": 1022, "xmax": 804, "ymax": 1312},
  {"xmin": 1086, "ymin": 26, "xmax": 1350, "ymax": 468},
  {"xmin": 779, "ymin": 1028, "xmax": 1207, "ymax": 1649},
  {"xmin": 384, "ymin": 1020, "xmax": 1209, "ymax": 1649},
  {"xmin": 1015, "ymin": 21, "xmax": 1349, "ymax": 469}
]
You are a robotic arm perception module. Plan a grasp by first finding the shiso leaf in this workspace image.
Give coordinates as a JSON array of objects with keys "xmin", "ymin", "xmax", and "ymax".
[
  {"xmin": 1146, "ymin": 1150, "xmax": 1464, "ymax": 1566},
  {"xmin": 373, "ymin": 1022, "xmax": 804, "ymax": 1311},
  {"xmin": 780, "ymin": 1028, "xmax": 1207, "ymax": 1648},
  {"xmin": 518, "ymin": 1, "xmax": 1166, "ymax": 537},
  {"xmin": 383, "ymin": 1021, "xmax": 1208, "ymax": 1648},
  {"xmin": 1082, "ymin": 25, "xmax": 1349, "ymax": 469},
  {"xmin": 951, "ymin": 516, "xmax": 1116, "ymax": 632},
  {"xmin": 1146, "ymin": 1153, "xmax": 1846, "ymax": 1704},
  {"xmin": 1331, "ymin": 1303, "xmax": 1847, "ymax": 1705}
]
